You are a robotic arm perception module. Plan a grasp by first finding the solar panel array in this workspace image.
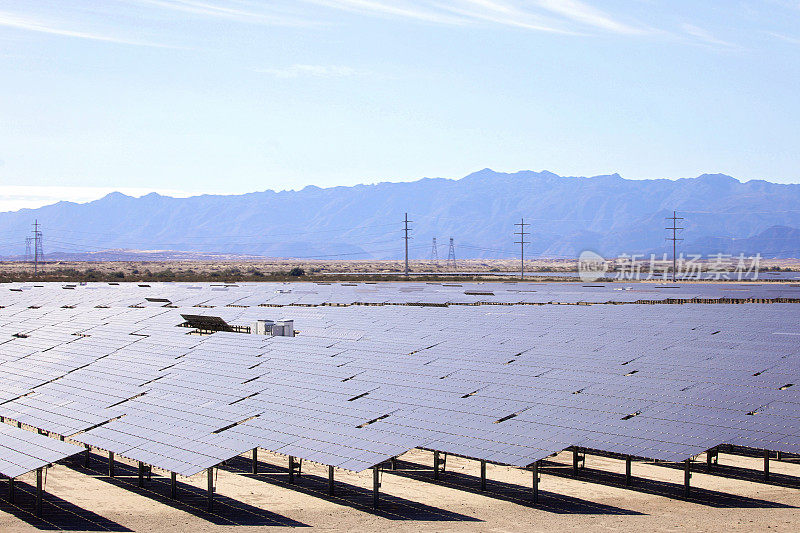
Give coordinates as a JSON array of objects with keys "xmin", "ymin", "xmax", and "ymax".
[
  {"xmin": 2, "ymin": 280, "xmax": 799, "ymax": 308},
  {"xmin": 0, "ymin": 423, "xmax": 82, "ymax": 478},
  {"xmin": 0, "ymin": 282, "xmax": 798, "ymax": 480}
]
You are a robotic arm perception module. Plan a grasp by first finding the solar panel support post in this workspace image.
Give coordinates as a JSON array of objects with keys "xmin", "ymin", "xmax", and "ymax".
[
  {"xmin": 372, "ymin": 466, "xmax": 380, "ymax": 508},
  {"xmin": 625, "ymin": 456, "xmax": 632, "ymax": 486},
  {"xmin": 108, "ymin": 451, "xmax": 115, "ymax": 478},
  {"xmin": 706, "ymin": 448, "xmax": 716, "ymax": 472},
  {"xmin": 390, "ymin": 457, "xmax": 397, "ymax": 470},
  {"xmin": 328, "ymin": 465, "xmax": 334, "ymax": 496},
  {"xmin": 480, "ymin": 460, "xmax": 486, "ymax": 491},
  {"xmin": 8, "ymin": 477, "xmax": 14, "ymax": 503},
  {"xmin": 764, "ymin": 450, "xmax": 770, "ymax": 481},
  {"xmin": 289, "ymin": 456, "xmax": 295, "ymax": 483},
  {"xmin": 433, "ymin": 451, "xmax": 440, "ymax": 480},
  {"xmin": 532, "ymin": 461, "xmax": 539, "ymax": 504},
  {"xmin": 777, "ymin": 451, "xmax": 782, "ymax": 462},
  {"xmin": 84, "ymin": 445, "xmax": 90, "ymax": 468},
  {"xmin": 572, "ymin": 447, "xmax": 584, "ymax": 474},
  {"xmin": 683, "ymin": 459, "xmax": 691, "ymax": 497},
  {"xmin": 207, "ymin": 467, "xmax": 214, "ymax": 513},
  {"xmin": 252, "ymin": 448, "xmax": 258, "ymax": 475},
  {"xmin": 170, "ymin": 472, "xmax": 177, "ymax": 500},
  {"xmin": 35, "ymin": 467, "xmax": 43, "ymax": 517},
  {"xmin": 138, "ymin": 462, "xmax": 145, "ymax": 487}
]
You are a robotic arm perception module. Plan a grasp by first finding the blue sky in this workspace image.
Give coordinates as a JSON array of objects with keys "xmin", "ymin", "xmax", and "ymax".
[{"xmin": 1, "ymin": 1, "xmax": 799, "ymax": 210}]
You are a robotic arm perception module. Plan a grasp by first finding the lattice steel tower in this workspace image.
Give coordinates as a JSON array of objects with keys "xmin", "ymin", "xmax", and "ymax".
[
  {"xmin": 32, "ymin": 220, "xmax": 43, "ymax": 276},
  {"xmin": 446, "ymin": 237, "xmax": 456, "ymax": 270}
]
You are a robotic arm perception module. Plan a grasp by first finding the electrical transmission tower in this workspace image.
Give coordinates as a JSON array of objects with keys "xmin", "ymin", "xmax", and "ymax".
[
  {"xmin": 446, "ymin": 237, "xmax": 456, "ymax": 270},
  {"xmin": 514, "ymin": 218, "xmax": 530, "ymax": 279},
  {"xmin": 24, "ymin": 237, "xmax": 33, "ymax": 263},
  {"xmin": 665, "ymin": 210, "xmax": 684, "ymax": 282},
  {"xmin": 32, "ymin": 219, "xmax": 43, "ymax": 276},
  {"xmin": 403, "ymin": 213, "xmax": 412, "ymax": 277},
  {"xmin": 430, "ymin": 237, "xmax": 439, "ymax": 263}
]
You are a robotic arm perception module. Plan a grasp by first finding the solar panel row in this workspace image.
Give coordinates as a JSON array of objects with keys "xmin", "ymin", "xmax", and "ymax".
[{"xmin": 0, "ymin": 283, "xmax": 797, "ymax": 481}]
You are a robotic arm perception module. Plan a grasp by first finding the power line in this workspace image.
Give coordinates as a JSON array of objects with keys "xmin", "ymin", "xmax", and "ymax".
[
  {"xmin": 32, "ymin": 219, "xmax": 43, "ymax": 276},
  {"xmin": 514, "ymin": 217, "xmax": 530, "ymax": 279},
  {"xmin": 665, "ymin": 210, "xmax": 684, "ymax": 282},
  {"xmin": 403, "ymin": 213, "xmax": 412, "ymax": 277}
]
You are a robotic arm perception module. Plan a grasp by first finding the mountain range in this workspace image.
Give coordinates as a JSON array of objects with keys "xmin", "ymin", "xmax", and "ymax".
[{"xmin": 3, "ymin": 169, "xmax": 800, "ymax": 260}]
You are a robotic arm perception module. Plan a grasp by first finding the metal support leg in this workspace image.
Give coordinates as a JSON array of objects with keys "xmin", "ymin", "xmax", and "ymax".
[
  {"xmin": 84, "ymin": 445, "xmax": 90, "ymax": 468},
  {"xmin": 625, "ymin": 456, "xmax": 632, "ymax": 486},
  {"xmin": 138, "ymin": 462, "xmax": 145, "ymax": 487},
  {"xmin": 764, "ymin": 450, "xmax": 770, "ymax": 482},
  {"xmin": 36, "ymin": 468, "xmax": 43, "ymax": 517},
  {"xmin": 707, "ymin": 449, "xmax": 713, "ymax": 472},
  {"xmin": 252, "ymin": 448, "xmax": 258, "ymax": 475},
  {"xmin": 328, "ymin": 465, "xmax": 334, "ymax": 496},
  {"xmin": 480, "ymin": 460, "xmax": 486, "ymax": 491},
  {"xmin": 207, "ymin": 467, "xmax": 214, "ymax": 513},
  {"xmin": 170, "ymin": 472, "xmax": 177, "ymax": 499},
  {"xmin": 108, "ymin": 451, "xmax": 115, "ymax": 478},
  {"xmin": 433, "ymin": 451, "xmax": 440, "ymax": 480},
  {"xmin": 573, "ymin": 447, "xmax": 579, "ymax": 475},
  {"xmin": 684, "ymin": 459, "xmax": 691, "ymax": 497},
  {"xmin": 372, "ymin": 466, "xmax": 380, "ymax": 509},
  {"xmin": 777, "ymin": 451, "xmax": 783, "ymax": 462},
  {"xmin": 532, "ymin": 461, "xmax": 539, "ymax": 504},
  {"xmin": 8, "ymin": 477, "xmax": 14, "ymax": 503},
  {"xmin": 289, "ymin": 456, "xmax": 295, "ymax": 483},
  {"xmin": 390, "ymin": 457, "xmax": 397, "ymax": 471}
]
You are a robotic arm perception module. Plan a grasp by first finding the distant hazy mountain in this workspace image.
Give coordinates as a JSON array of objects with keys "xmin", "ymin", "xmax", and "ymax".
[{"xmin": 3, "ymin": 169, "xmax": 800, "ymax": 260}]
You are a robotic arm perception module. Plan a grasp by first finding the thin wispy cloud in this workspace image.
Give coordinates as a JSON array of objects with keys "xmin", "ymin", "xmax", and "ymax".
[
  {"xmin": 130, "ymin": 0, "xmax": 316, "ymax": 27},
  {"xmin": 254, "ymin": 64, "xmax": 357, "ymax": 78},
  {"xmin": 310, "ymin": 0, "xmax": 650, "ymax": 35},
  {"xmin": 768, "ymin": 31, "xmax": 800, "ymax": 45},
  {"xmin": 307, "ymin": 0, "xmax": 470, "ymax": 25},
  {"xmin": 531, "ymin": 0, "xmax": 651, "ymax": 35},
  {"xmin": 681, "ymin": 23, "xmax": 737, "ymax": 49},
  {"xmin": 0, "ymin": 10, "xmax": 172, "ymax": 47},
  {"xmin": 441, "ymin": 1, "xmax": 576, "ymax": 34}
]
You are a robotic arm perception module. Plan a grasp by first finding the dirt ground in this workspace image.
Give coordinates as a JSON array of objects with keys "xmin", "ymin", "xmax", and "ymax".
[{"xmin": 1, "ymin": 447, "xmax": 798, "ymax": 532}]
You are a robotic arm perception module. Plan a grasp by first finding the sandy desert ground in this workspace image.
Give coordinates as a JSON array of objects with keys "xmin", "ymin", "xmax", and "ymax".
[
  {"xmin": 0, "ymin": 258, "xmax": 798, "ymax": 282},
  {"xmin": 2, "ymin": 447, "xmax": 799, "ymax": 532}
]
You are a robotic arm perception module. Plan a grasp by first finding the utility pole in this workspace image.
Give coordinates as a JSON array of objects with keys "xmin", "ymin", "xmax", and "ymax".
[
  {"xmin": 32, "ymin": 220, "xmax": 43, "ymax": 276},
  {"xmin": 665, "ymin": 211, "xmax": 684, "ymax": 282},
  {"xmin": 514, "ymin": 218, "xmax": 530, "ymax": 279},
  {"xmin": 447, "ymin": 237, "xmax": 456, "ymax": 270},
  {"xmin": 25, "ymin": 237, "xmax": 33, "ymax": 263},
  {"xmin": 403, "ymin": 213, "xmax": 412, "ymax": 277},
  {"xmin": 430, "ymin": 237, "xmax": 438, "ymax": 263}
]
